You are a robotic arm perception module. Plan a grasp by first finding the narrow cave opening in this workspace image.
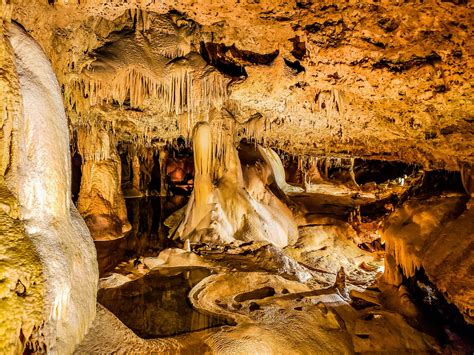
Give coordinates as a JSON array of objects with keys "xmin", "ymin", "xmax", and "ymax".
[
  {"xmin": 71, "ymin": 151, "xmax": 82, "ymax": 204},
  {"xmin": 353, "ymin": 158, "xmax": 419, "ymax": 185},
  {"xmin": 405, "ymin": 268, "xmax": 474, "ymax": 349}
]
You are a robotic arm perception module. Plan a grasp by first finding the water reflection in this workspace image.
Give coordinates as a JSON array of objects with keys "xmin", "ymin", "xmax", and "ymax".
[
  {"xmin": 98, "ymin": 267, "xmax": 229, "ymax": 337},
  {"xmin": 95, "ymin": 195, "xmax": 188, "ymax": 275}
]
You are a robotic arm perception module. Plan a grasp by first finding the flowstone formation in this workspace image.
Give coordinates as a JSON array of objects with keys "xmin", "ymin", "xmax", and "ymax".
[
  {"xmin": 0, "ymin": 21, "xmax": 98, "ymax": 353},
  {"xmin": 176, "ymin": 122, "xmax": 298, "ymax": 247}
]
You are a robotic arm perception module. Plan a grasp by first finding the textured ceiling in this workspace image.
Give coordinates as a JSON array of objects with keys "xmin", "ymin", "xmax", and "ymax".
[{"xmin": 9, "ymin": 0, "xmax": 474, "ymax": 169}]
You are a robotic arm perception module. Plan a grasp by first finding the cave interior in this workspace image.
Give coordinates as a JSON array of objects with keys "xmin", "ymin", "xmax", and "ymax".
[{"xmin": 0, "ymin": 0, "xmax": 473, "ymax": 354}]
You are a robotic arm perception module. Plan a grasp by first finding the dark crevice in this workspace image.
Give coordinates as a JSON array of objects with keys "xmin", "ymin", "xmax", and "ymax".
[
  {"xmin": 373, "ymin": 52, "xmax": 441, "ymax": 73},
  {"xmin": 234, "ymin": 287, "xmax": 276, "ymax": 302},
  {"xmin": 284, "ymin": 58, "xmax": 305, "ymax": 73},
  {"xmin": 377, "ymin": 17, "xmax": 399, "ymax": 32},
  {"xmin": 303, "ymin": 19, "xmax": 347, "ymax": 47},
  {"xmin": 354, "ymin": 159, "xmax": 419, "ymax": 185},
  {"xmin": 411, "ymin": 170, "xmax": 466, "ymax": 196},
  {"xmin": 290, "ymin": 36, "xmax": 307, "ymax": 60},
  {"xmin": 200, "ymin": 42, "xmax": 247, "ymax": 78},
  {"xmin": 405, "ymin": 268, "xmax": 474, "ymax": 351},
  {"xmin": 200, "ymin": 42, "xmax": 279, "ymax": 78},
  {"xmin": 361, "ymin": 36, "xmax": 386, "ymax": 49},
  {"xmin": 440, "ymin": 0, "xmax": 468, "ymax": 4}
]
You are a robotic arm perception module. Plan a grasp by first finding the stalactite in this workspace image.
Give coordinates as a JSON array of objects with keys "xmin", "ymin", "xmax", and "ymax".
[
  {"xmin": 241, "ymin": 114, "xmax": 267, "ymax": 145},
  {"xmin": 77, "ymin": 124, "xmax": 116, "ymax": 162},
  {"xmin": 75, "ymin": 67, "xmax": 227, "ymax": 119},
  {"xmin": 383, "ymin": 232, "xmax": 422, "ymax": 279},
  {"xmin": 313, "ymin": 89, "xmax": 345, "ymax": 133}
]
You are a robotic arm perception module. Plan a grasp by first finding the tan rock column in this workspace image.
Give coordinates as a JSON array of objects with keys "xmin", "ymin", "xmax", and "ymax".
[
  {"xmin": 77, "ymin": 127, "xmax": 131, "ymax": 240},
  {"xmin": 159, "ymin": 147, "xmax": 168, "ymax": 196},
  {"xmin": 131, "ymin": 152, "xmax": 141, "ymax": 193}
]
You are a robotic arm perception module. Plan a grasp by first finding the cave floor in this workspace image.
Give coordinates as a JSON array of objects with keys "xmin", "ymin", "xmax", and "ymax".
[
  {"xmin": 76, "ymin": 185, "xmax": 468, "ymax": 354},
  {"xmin": 75, "ymin": 250, "xmax": 439, "ymax": 354},
  {"xmin": 76, "ymin": 234, "xmax": 442, "ymax": 354}
]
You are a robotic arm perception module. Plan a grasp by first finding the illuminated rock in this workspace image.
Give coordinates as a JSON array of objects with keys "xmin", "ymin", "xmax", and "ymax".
[{"xmin": 3, "ymin": 22, "xmax": 98, "ymax": 353}]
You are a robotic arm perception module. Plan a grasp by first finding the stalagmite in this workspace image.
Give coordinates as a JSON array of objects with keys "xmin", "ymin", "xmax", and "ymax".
[
  {"xmin": 4, "ymin": 23, "xmax": 98, "ymax": 353},
  {"xmin": 191, "ymin": 122, "xmax": 214, "ymax": 224},
  {"xmin": 77, "ymin": 127, "xmax": 131, "ymax": 240},
  {"xmin": 177, "ymin": 121, "xmax": 298, "ymax": 247},
  {"xmin": 132, "ymin": 152, "xmax": 141, "ymax": 193},
  {"xmin": 159, "ymin": 147, "xmax": 169, "ymax": 196}
]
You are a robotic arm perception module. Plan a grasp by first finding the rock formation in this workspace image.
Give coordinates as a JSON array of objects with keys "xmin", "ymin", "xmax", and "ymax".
[
  {"xmin": 0, "ymin": 22, "xmax": 98, "ymax": 353},
  {"xmin": 382, "ymin": 194, "xmax": 473, "ymax": 324},
  {"xmin": 0, "ymin": 0, "xmax": 472, "ymax": 353},
  {"xmin": 176, "ymin": 121, "xmax": 298, "ymax": 247},
  {"xmin": 77, "ymin": 127, "xmax": 131, "ymax": 240},
  {"xmin": 8, "ymin": 0, "xmax": 473, "ymax": 169}
]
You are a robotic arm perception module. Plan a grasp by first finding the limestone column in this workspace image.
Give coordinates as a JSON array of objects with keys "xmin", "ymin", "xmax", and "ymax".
[
  {"xmin": 0, "ymin": 22, "xmax": 45, "ymax": 354},
  {"xmin": 77, "ymin": 127, "xmax": 131, "ymax": 240},
  {"xmin": 159, "ymin": 147, "xmax": 169, "ymax": 196},
  {"xmin": 132, "ymin": 151, "xmax": 141, "ymax": 193},
  {"xmin": 349, "ymin": 157, "xmax": 359, "ymax": 188}
]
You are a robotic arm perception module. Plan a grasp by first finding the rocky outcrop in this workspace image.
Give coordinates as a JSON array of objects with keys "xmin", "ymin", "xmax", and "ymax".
[{"xmin": 382, "ymin": 194, "xmax": 473, "ymax": 324}]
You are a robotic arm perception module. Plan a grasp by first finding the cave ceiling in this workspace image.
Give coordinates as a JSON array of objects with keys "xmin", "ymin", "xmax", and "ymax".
[{"xmin": 9, "ymin": 0, "xmax": 474, "ymax": 169}]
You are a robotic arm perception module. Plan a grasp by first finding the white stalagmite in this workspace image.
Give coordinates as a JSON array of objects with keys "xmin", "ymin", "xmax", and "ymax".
[
  {"xmin": 7, "ymin": 23, "xmax": 98, "ymax": 353},
  {"xmin": 192, "ymin": 122, "xmax": 213, "ymax": 212},
  {"xmin": 177, "ymin": 121, "xmax": 298, "ymax": 248}
]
